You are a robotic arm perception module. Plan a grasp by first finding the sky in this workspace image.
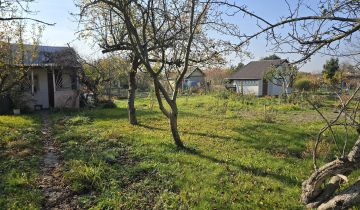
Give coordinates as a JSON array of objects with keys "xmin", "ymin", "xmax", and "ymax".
[{"xmin": 25, "ymin": 0, "xmax": 352, "ymax": 73}]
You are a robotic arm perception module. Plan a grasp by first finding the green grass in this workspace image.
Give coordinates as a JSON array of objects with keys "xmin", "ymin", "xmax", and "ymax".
[
  {"xmin": 1, "ymin": 94, "xmax": 357, "ymax": 209},
  {"xmin": 49, "ymin": 94, "xmax": 359, "ymax": 209},
  {"xmin": 0, "ymin": 115, "xmax": 43, "ymax": 209}
]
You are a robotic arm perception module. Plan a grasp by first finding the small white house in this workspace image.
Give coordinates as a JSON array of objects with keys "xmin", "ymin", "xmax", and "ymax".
[
  {"xmin": 227, "ymin": 59, "xmax": 292, "ymax": 96},
  {"xmin": 17, "ymin": 45, "xmax": 81, "ymax": 110}
]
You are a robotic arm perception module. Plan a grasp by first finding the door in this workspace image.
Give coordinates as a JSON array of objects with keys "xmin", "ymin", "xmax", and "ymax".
[
  {"xmin": 47, "ymin": 70, "xmax": 54, "ymax": 108},
  {"xmin": 262, "ymin": 80, "xmax": 268, "ymax": 96}
]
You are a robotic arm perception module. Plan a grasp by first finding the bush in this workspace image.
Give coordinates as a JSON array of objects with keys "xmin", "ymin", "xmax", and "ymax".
[
  {"xmin": 100, "ymin": 100, "xmax": 117, "ymax": 109},
  {"xmin": 294, "ymin": 79, "xmax": 312, "ymax": 91},
  {"xmin": 214, "ymin": 90, "xmax": 233, "ymax": 100}
]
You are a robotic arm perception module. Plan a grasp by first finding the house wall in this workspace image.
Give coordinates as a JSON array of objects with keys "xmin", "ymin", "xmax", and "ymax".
[
  {"xmin": 267, "ymin": 81, "xmax": 292, "ymax": 96},
  {"xmin": 54, "ymin": 90, "xmax": 79, "ymax": 109},
  {"xmin": 232, "ymin": 80, "xmax": 262, "ymax": 96},
  {"xmin": 187, "ymin": 75, "xmax": 204, "ymax": 83},
  {"xmin": 54, "ymin": 68, "xmax": 79, "ymax": 109},
  {"xmin": 185, "ymin": 70, "xmax": 205, "ymax": 84}
]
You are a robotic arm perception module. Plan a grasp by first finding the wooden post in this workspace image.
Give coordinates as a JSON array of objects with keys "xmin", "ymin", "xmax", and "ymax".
[
  {"xmin": 52, "ymin": 68, "xmax": 56, "ymax": 106},
  {"xmin": 31, "ymin": 69, "xmax": 34, "ymax": 95}
]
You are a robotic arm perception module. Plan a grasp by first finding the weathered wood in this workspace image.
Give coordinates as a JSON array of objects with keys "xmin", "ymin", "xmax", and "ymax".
[
  {"xmin": 301, "ymin": 137, "xmax": 360, "ymax": 209},
  {"xmin": 318, "ymin": 180, "xmax": 360, "ymax": 210}
]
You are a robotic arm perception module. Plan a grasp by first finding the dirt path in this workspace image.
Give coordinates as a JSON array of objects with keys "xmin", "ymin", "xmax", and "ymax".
[{"xmin": 38, "ymin": 111, "xmax": 75, "ymax": 210}]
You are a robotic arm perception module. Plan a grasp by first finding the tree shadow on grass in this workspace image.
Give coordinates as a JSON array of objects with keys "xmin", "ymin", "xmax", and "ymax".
[
  {"xmin": 138, "ymin": 123, "xmax": 235, "ymax": 141},
  {"xmin": 231, "ymin": 122, "xmax": 316, "ymax": 159},
  {"xmin": 138, "ymin": 122, "xmax": 305, "ymax": 159},
  {"xmin": 81, "ymin": 108, "xmax": 157, "ymax": 121},
  {"xmin": 163, "ymin": 144, "xmax": 301, "ymax": 186}
]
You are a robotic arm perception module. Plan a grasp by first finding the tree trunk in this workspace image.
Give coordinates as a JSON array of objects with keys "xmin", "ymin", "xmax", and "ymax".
[
  {"xmin": 301, "ymin": 136, "xmax": 360, "ymax": 209},
  {"xmin": 128, "ymin": 68, "xmax": 138, "ymax": 125},
  {"xmin": 169, "ymin": 111, "xmax": 184, "ymax": 148}
]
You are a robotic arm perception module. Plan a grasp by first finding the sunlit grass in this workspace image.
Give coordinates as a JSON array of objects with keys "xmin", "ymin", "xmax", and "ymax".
[
  {"xmin": 50, "ymin": 94, "xmax": 351, "ymax": 209},
  {"xmin": 0, "ymin": 115, "xmax": 43, "ymax": 209},
  {"xmin": 1, "ymin": 94, "xmax": 356, "ymax": 209}
]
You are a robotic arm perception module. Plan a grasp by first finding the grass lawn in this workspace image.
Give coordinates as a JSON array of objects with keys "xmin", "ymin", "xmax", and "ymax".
[
  {"xmin": 50, "ymin": 94, "xmax": 345, "ymax": 209},
  {"xmin": 1, "ymin": 94, "xmax": 357, "ymax": 209},
  {"xmin": 0, "ymin": 114, "xmax": 43, "ymax": 209}
]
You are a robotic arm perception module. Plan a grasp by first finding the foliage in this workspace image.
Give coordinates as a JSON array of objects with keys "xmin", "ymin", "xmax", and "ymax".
[
  {"xmin": 262, "ymin": 54, "xmax": 281, "ymax": 60},
  {"xmin": 228, "ymin": 62, "xmax": 244, "ymax": 72},
  {"xmin": 205, "ymin": 68, "xmax": 232, "ymax": 86},
  {"xmin": 322, "ymin": 58, "xmax": 340, "ymax": 85},
  {"xmin": 264, "ymin": 63, "xmax": 298, "ymax": 98},
  {"xmin": 214, "ymin": 89, "xmax": 233, "ymax": 100},
  {"xmin": 100, "ymin": 100, "xmax": 117, "ymax": 109},
  {"xmin": 0, "ymin": 19, "xmax": 43, "ymax": 96},
  {"xmin": 294, "ymin": 78, "xmax": 312, "ymax": 91},
  {"xmin": 76, "ymin": 0, "xmax": 242, "ymax": 147},
  {"xmin": 79, "ymin": 55, "xmax": 129, "ymax": 102}
]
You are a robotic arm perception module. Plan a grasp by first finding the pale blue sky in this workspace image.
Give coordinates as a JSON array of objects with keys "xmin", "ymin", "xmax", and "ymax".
[{"xmin": 26, "ymin": 0, "xmax": 351, "ymax": 72}]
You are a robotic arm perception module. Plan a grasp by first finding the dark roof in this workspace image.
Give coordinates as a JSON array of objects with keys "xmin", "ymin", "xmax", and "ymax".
[
  {"xmin": 10, "ymin": 44, "xmax": 80, "ymax": 67},
  {"xmin": 228, "ymin": 59, "xmax": 288, "ymax": 80},
  {"xmin": 185, "ymin": 67, "xmax": 205, "ymax": 78}
]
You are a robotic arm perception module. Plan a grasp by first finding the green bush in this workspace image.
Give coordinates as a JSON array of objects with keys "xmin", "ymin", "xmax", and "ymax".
[
  {"xmin": 100, "ymin": 100, "xmax": 117, "ymax": 109},
  {"xmin": 294, "ymin": 79, "xmax": 312, "ymax": 91},
  {"xmin": 213, "ymin": 90, "xmax": 233, "ymax": 100}
]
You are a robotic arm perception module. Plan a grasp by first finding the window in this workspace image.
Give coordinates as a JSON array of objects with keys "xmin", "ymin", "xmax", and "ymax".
[
  {"xmin": 55, "ymin": 69, "xmax": 78, "ymax": 90},
  {"xmin": 241, "ymin": 80, "xmax": 258, "ymax": 86},
  {"xmin": 21, "ymin": 73, "xmax": 39, "ymax": 93}
]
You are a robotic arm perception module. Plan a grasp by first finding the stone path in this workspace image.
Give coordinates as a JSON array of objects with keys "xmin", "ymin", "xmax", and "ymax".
[{"xmin": 38, "ymin": 111, "xmax": 75, "ymax": 210}]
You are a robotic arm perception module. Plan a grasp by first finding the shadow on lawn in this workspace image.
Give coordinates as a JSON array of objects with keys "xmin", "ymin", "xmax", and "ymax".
[
  {"xmin": 232, "ymin": 122, "xmax": 314, "ymax": 159},
  {"xmin": 80, "ymin": 107, "xmax": 156, "ymax": 121},
  {"xmin": 164, "ymin": 145, "xmax": 302, "ymax": 186},
  {"xmin": 138, "ymin": 124, "xmax": 235, "ymax": 141},
  {"xmin": 138, "ymin": 122, "xmax": 306, "ymax": 159}
]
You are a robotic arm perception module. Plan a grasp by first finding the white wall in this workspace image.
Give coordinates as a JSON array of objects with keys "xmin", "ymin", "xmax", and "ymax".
[
  {"xmin": 267, "ymin": 81, "xmax": 292, "ymax": 96},
  {"xmin": 232, "ymin": 80, "xmax": 262, "ymax": 96},
  {"xmin": 231, "ymin": 79, "xmax": 292, "ymax": 97}
]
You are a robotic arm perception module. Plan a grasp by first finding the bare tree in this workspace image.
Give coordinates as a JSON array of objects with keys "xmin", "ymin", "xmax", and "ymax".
[
  {"xmin": 214, "ymin": 0, "xmax": 360, "ymax": 64},
  {"xmin": 77, "ymin": 0, "xmax": 229, "ymax": 147},
  {"xmin": 76, "ymin": 1, "xmax": 148, "ymax": 125},
  {"xmin": 264, "ymin": 63, "xmax": 297, "ymax": 98},
  {"xmin": 301, "ymin": 87, "xmax": 360, "ymax": 209},
  {"xmin": 0, "ymin": 0, "xmax": 54, "ymax": 25},
  {"xmin": 211, "ymin": 0, "xmax": 360, "ymax": 208},
  {"xmin": 0, "ymin": 21, "xmax": 42, "ymax": 96}
]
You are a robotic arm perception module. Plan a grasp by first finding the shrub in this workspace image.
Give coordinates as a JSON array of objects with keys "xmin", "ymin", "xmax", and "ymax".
[
  {"xmin": 214, "ymin": 90, "xmax": 233, "ymax": 100},
  {"xmin": 262, "ymin": 105, "xmax": 276, "ymax": 123},
  {"xmin": 294, "ymin": 79, "xmax": 312, "ymax": 91},
  {"xmin": 100, "ymin": 100, "xmax": 117, "ymax": 109}
]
